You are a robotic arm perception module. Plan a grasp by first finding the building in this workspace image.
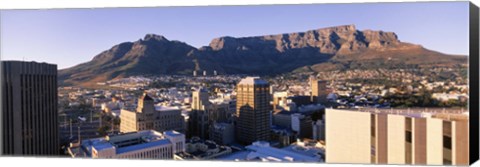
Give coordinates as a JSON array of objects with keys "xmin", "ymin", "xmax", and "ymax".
[
  {"xmin": 235, "ymin": 77, "xmax": 271, "ymax": 145},
  {"xmin": 282, "ymin": 139, "xmax": 325, "ymax": 161},
  {"xmin": 310, "ymin": 77, "xmax": 327, "ymax": 104},
  {"xmin": 188, "ymin": 88, "xmax": 211, "ymax": 139},
  {"xmin": 312, "ymin": 119, "xmax": 325, "ymax": 141},
  {"xmin": 291, "ymin": 113, "xmax": 313, "ymax": 139},
  {"xmin": 192, "ymin": 88, "xmax": 210, "ymax": 110},
  {"xmin": 272, "ymin": 111, "xmax": 313, "ymax": 139},
  {"xmin": 217, "ymin": 141, "xmax": 322, "ymax": 162},
  {"xmin": 101, "ymin": 98, "xmax": 124, "ymax": 117},
  {"xmin": 1, "ymin": 61, "xmax": 59, "ymax": 155},
  {"xmin": 325, "ymin": 108, "xmax": 469, "ymax": 165},
  {"xmin": 188, "ymin": 88, "xmax": 232, "ymax": 139},
  {"xmin": 73, "ymin": 130, "xmax": 184, "ymax": 159},
  {"xmin": 209, "ymin": 122, "xmax": 235, "ymax": 145},
  {"xmin": 270, "ymin": 127, "xmax": 295, "ymax": 147},
  {"xmin": 120, "ymin": 93, "xmax": 184, "ymax": 133},
  {"xmin": 174, "ymin": 137, "xmax": 232, "ymax": 160}
]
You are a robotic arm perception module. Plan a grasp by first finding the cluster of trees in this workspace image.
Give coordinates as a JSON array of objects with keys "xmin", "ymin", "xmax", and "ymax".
[{"xmin": 380, "ymin": 91, "xmax": 467, "ymax": 108}]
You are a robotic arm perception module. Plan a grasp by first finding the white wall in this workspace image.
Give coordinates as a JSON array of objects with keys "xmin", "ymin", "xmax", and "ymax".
[{"xmin": 325, "ymin": 109, "xmax": 371, "ymax": 164}]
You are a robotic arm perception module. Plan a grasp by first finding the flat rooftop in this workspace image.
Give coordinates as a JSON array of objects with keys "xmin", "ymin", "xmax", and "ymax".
[
  {"xmin": 328, "ymin": 108, "xmax": 469, "ymax": 121},
  {"xmin": 245, "ymin": 142, "xmax": 321, "ymax": 162},
  {"xmin": 238, "ymin": 77, "xmax": 268, "ymax": 85},
  {"xmin": 154, "ymin": 105, "xmax": 181, "ymax": 112},
  {"xmin": 81, "ymin": 130, "xmax": 175, "ymax": 155}
]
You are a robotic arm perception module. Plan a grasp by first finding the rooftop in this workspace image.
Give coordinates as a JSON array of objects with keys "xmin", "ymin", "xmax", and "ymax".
[
  {"xmin": 329, "ymin": 108, "xmax": 469, "ymax": 121},
  {"xmin": 141, "ymin": 92, "xmax": 154, "ymax": 101},
  {"xmin": 218, "ymin": 141, "xmax": 321, "ymax": 162},
  {"xmin": 238, "ymin": 77, "xmax": 269, "ymax": 85},
  {"xmin": 164, "ymin": 130, "xmax": 184, "ymax": 138},
  {"xmin": 116, "ymin": 139, "xmax": 171, "ymax": 154},
  {"xmin": 154, "ymin": 105, "xmax": 181, "ymax": 112},
  {"xmin": 81, "ymin": 130, "xmax": 181, "ymax": 156},
  {"xmin": 244, "ymin": 141, "xmax": 321, "ymax": 162}
]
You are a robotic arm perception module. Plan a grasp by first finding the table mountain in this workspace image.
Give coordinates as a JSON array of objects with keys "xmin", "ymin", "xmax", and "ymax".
[{"xmin": 59, "ymin": 25, "xmax": 467, "ymax": 87}]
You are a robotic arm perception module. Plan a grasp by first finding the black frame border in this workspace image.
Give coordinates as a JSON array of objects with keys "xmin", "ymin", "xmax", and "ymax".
[{"xmin": 469, "ymin": 2, "xmax": 479, "ymax": 165}]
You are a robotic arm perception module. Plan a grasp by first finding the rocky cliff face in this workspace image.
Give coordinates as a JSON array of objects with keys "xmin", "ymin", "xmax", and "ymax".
[
  {"xmin": 206, "ymin": 25, "xmax": 415, "ymax": 53},
  {"xmin": 59, "ymin": 25, "xmax": 466, "ymax": 87},
  {"xmin": 199, "ymin": 25, "xmax": 424, "ymax": 74}
]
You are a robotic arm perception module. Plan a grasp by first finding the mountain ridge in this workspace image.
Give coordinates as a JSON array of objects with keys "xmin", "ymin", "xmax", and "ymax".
[{"xmin": 58, "ymin": 25, "xmax": 467, "ymax": 87}]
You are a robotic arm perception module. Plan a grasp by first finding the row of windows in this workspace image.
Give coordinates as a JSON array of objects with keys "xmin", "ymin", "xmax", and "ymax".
[
  {"xmin": 19, "ymin": 74, "xmax": 58, "ymax": 155},
  {"xmin": 117, "ymin": 146, "xmax": 173, "ymax": 159}
]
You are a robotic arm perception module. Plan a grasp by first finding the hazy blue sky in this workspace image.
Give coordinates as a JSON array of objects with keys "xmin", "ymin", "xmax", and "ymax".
[{"xmin": 0, "ymin": 2, "xmax": 469, "ymax": 69}]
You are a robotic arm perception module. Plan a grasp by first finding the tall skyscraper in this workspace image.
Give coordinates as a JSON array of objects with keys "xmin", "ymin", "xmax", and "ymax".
[
  {"xmin": 191, "ymin": 88, "xmax": 210, "ymax": 110},
  {"xmin": 188, "ymin": 88, "xmax": 211, "ymax": 139},
  {"xmin": 1, "ymin": 61, "xmax": 59, "ymax": 155},
  {"xmin": 310, "ymin": 77, "xmax": 327, "ymax": 104},
  {"xmin": 235, "ymin": 77, "xmax": 271, "ymax": 145}
]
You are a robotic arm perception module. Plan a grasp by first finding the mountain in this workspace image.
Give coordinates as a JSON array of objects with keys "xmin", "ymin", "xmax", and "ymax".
[
  {"xmin": 59, "ymin": 34, "xmax": 223, "ymax": 86},
  {"xmin": 59, "ymin": 25, "xmax": 468, "ymax": 87}
]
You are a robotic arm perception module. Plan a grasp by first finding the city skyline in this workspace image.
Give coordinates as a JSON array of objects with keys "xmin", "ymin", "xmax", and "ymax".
[
  {"xmin": 0, "ymin": 1, "xmax": 475, "ymax": 165},
  {"xmin": 1, "ymin": 2, "xmax": 469, "ymax": 69}
]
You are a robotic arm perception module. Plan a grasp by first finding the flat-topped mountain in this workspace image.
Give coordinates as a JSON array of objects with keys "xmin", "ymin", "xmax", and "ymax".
[{"xmin": 59, "ymin": 25, "xmax": 467, "ymax": 87}]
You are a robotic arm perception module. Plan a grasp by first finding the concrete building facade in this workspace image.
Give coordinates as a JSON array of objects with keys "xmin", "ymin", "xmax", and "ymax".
[
  {"xmin": 209, "ymin": 122, "xmax": 235, "ymax": 145},
  {"xmin": 120, "ymin": 93, "xmax": 184, "ymax": 133},
  {"xmin": 1, "ymin": 61, "xmax": 59, "ymax": 155},
  {"xmin": 325, "ymin": 108, "xmax": 469, "ymax": 166},
  {"xmin": 188, "ymin": 88, "xmax": 231, "ymax": 139},
  {"xmin": 309, "ymin": 77, "xmax": 327, "ymax": 104},
  {"xmin": 78, "ymin": 130, "xmax": 185, "ymax": 159}
]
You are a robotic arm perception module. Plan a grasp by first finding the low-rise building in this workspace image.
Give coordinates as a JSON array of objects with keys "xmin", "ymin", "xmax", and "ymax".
[
  {"xmin": 120, "ymin": 93, "xmax": 185, "ymax": 133},
  {"xmin": 70, "ymin": 130, "xmax": 185, "ymax": 159},
  {"xmin": 174, "ymin": 137, "xmax": 232, "ymax": 160},
  {"xmin": 209, "ymin": 122, "xmax": 235, "ymax": 145}
]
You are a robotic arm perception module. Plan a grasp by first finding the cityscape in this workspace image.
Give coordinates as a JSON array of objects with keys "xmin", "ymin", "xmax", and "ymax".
[{"xmin": 0, "ymin": 2, "xmax": 471, "ymax": 166}]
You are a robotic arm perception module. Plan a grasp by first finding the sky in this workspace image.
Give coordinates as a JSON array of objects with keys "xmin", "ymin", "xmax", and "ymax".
[{"xmin": 0, "ymin": 2, "xmax": 470, "ymax": 69}]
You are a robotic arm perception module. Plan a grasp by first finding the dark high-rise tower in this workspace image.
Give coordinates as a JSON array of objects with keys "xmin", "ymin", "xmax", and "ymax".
[
  {"xmin": 235, "ymin": 77, "xmax": 271, "ymax": 145},
  {"xmin": 1, "ymin": 61, "xmax": 59, "ymax": 155}
]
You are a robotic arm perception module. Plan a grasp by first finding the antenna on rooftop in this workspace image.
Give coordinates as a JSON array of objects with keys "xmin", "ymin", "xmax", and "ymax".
[
  {"xmin": 78, "ymin": 126, "xmax": 81, "ymax": 144},
  {"xmin": 70, "ymin": 119, "xmax": 73, "ymax": 139},
  {"xmin": 90, "ymin": 110, "xmax": 93, "ymax": 123}
]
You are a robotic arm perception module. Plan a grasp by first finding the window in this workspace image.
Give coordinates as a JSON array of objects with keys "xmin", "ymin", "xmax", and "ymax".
[
  {"xmin": 443, "ymin": 135, "xmax": 452, "ymax": 149},
  {"xmin": 443, "ymin": 159, "xmax": 452, "ymax": 165},
  {"xmin": 405, "ymin": 131, "xmax": 412, "ymax": 143}
]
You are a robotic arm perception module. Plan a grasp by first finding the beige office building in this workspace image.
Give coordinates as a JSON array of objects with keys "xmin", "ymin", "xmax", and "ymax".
[
  {"xmin": 310, "ymin": 77, "xmax": 327, "ymax": 104},
  {"xmin": 325, "ymin": 108, "xmax": 468, "ymax": 166},
  {"xmin": 120, "ymin": 93, "xmax": 184, "ymax": 133},
  {"xmin": 235, "ymin": 77, "xmax": 271, "ymax": 145}
]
